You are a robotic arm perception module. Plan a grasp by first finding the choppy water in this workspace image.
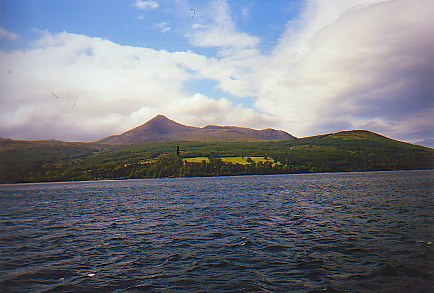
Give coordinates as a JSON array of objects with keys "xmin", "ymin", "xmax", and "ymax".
[{"xmin": 0, "ymin": 170, "xmax": 433, "ymax": 292}]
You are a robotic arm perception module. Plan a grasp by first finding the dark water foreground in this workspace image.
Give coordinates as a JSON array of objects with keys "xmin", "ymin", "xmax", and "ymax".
[{"xmin": 0, "ymin": 170, "xmax": 433, "ymax": 292}]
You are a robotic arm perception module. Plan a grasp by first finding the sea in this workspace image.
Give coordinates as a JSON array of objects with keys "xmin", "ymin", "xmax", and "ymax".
[{"xmin": 0, "ymin": 170, "xmax": 433, "ymax": 292}]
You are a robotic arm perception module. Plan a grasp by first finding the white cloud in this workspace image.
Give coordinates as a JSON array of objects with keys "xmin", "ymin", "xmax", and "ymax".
[
  {"xmin": 0, "ymin": 32, "xmax": 272, "ymax": 141},
  {"xmin": 162, "ymin": 93, "xmax": 275, "ymax": 128},
  {"xmin": 241, "ymin": 6, "xmax": 250, "ymax": 21},
  {"xmin": 182, "ymin": 0, "xmax": 433, "ymax": 143},
  {"xmin": 0, "ymin": 26, "xmax": 19, "ymax": 40},
  {"xmin": 192, "ymin": 23, "xmax": 207, "ymax": 30},
  {"xmin": 155, "ymin": 22, "xmax": 172, "ymax": 33},
  {"xmin": 134, "ymin": 0, "xmax": 159, "ymax": 10},
  {"xmin": 252, "ymin": 0, "xmax": 434, "ymax": 143},
  {"xmin": 182, "ymin": 0, "xmax": 265, "ymax": 98},
  {"xmin": 186, "ymin": 0, "xmax": 259, "ymax": 50}
]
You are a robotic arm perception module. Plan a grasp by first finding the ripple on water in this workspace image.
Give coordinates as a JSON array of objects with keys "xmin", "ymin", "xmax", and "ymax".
[{"xmin": 0, "ymin": 170, "xmax": 433, "ymax": 292}]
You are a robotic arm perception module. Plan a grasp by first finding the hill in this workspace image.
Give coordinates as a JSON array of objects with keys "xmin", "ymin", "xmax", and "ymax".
[
  {"xmin": 98, "ymin": 115, "xmax": 296, "ymax": 144},
  {"xmin": 0, "ymin": 129, "xmax": 432, "ymax": 183}
]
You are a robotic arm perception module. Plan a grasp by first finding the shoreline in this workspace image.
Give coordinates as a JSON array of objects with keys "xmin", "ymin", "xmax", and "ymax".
[{"xmin": 1, "ymin": 168, "xmax": 432, "ymax": 186}]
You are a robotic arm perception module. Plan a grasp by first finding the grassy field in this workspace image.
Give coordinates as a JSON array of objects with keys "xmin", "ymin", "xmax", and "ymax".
[
  {"xmin": 183, "ymin": 157, "xmax": 210, "ymax": 163},
  {"xmin": 220, "ymin": 156, "xmax": 275, "ymax": 165},
  {"xmin": 184, "ymin": 156, "xmax": 275, "ymax": 165}
]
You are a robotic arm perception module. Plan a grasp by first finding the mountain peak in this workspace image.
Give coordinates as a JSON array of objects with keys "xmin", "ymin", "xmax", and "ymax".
[
  {"xmin": 135, "ymin": 114, "xmax": 195, "ymax": 135},
  {"xmin": 150, "ymin": 114, "xmax": 170, "ymax": 121},
  {"xmin": 146, "ymin": 115, "xmax": 178, "ymax": 127}
]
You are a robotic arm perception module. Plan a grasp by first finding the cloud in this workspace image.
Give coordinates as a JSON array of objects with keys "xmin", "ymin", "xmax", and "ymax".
[
  {"xmin": 155, "ymin": 22, "xmax": 172, "ymax": 33},
  {"xmin": 134, "ymin": 0, "xmax": 159, "ymax": 10},
  {"xmin": 182, "ymin": 0, "xmax": 265, "ymax": 98},
  {"xmin": 0, "ymin": 32, "xmax": 272, "ymax": 141},
  {"xmin": 186, "ymin": 0, "xmax": 259, "ymax": 51},
  {"xmin": 162, "ymin": 93, "xmax": 275, "ymax": 129},
  {"xmin": 183, "ymin": 0, "xmax": 433, "ymax": 144},
  {"xmin": 0, "ymin": 26, "xmax": 19, "ymax": 40},
  {"xmin": 241, "ymin": 6, "xmax": 250, "ymax": 21},
  {"xmin": 252, "ymin": 0, "xmax": 434, "ymax": 143},
  {"xmin": 192, "ymin": 23, "xmax": 207, "ymax": 30}
]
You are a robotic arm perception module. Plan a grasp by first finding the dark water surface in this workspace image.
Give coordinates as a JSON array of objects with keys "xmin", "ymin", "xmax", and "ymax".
[{"xmin": 0, "ymin": 170, "xmax": 433, "ymax": 292}]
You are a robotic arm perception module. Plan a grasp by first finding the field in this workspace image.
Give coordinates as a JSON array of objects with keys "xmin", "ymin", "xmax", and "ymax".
[
  {"xmin": 221, "ymin": 156, "xmax": 275, "ymax": 165},
  {"xmin": 183, "ymin": 156, "xmax": 276, "ymax": 165},
  {"xmin": 183, "ymin": 157, "xmax": 210, "ymax": 163}
]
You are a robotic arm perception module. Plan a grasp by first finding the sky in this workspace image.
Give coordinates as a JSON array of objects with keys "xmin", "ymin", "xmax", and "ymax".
[{"xmin": 0, "ymin": 0, "xmax": 433, "ymax": 147}]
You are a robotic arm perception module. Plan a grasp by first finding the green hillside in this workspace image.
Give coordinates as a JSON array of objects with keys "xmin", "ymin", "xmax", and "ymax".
[{"xmin": 0, "ymin": 131, "xmax": 432, "ymax": 183}]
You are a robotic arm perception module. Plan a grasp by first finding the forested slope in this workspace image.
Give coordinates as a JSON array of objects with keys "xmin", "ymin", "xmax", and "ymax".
[{"xmin": 0, "ymin": 131, "xmax": 432, "ymax": 183}]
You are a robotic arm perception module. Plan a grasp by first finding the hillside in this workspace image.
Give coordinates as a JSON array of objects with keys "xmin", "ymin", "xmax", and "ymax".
[
  {"xmin": 98, "ymin": 115, "xmax": 296, "ymax": 144},
  {"xmin": 0, "ymin": 129, "xmax": 432, "ymax": 183}
]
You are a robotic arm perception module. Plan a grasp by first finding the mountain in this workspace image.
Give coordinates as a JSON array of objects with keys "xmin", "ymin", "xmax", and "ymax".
[
  {"xmin": 98, "ymin": 115, "xmax": 297, "ymax": 144},
  {"xmin": 1, "ymin": 128, "xmax": 432, "ymax": 183}
]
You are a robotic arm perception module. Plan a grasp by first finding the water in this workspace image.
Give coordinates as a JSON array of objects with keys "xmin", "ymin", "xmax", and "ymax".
[{"xmin": 0, "ymin": 170, "xmax": 433, "ymax": 292}]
